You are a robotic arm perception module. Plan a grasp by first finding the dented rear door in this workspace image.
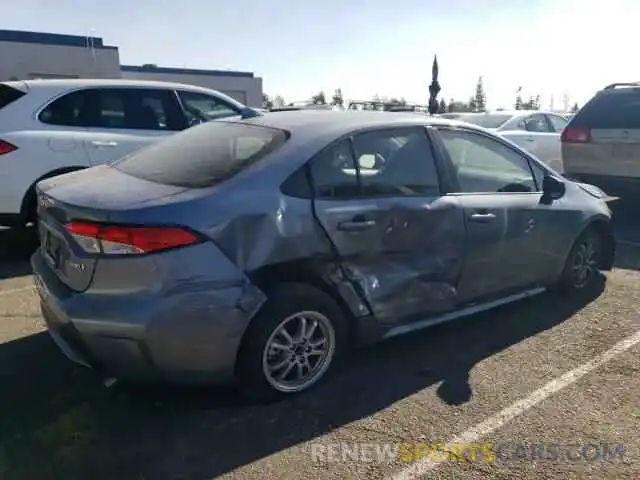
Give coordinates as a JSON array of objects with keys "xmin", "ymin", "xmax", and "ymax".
[{"xmin": 309, "ymin": 127, "xmax": 466, "ymax": 326}]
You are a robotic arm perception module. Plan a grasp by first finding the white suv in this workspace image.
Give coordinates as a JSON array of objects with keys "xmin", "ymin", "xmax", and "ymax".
[{"xmin": 0, "ymin": 78, "xmax": 254, "ymax": 227}]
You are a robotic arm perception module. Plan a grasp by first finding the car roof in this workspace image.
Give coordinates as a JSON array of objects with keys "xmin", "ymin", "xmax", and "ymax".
[
  {"xmin": 6, "ymin": 78, "xmax": 234, "ymax": 95},
  {"xmin": 446, "ymin": 110, "xmax": 564, "ymax": 117},
  {"xmin": 241, "ymin": 109, "xmax": 476, "ymax": 137}
]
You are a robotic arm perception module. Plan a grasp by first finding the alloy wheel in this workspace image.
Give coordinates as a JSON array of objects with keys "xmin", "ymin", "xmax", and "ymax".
[
  {"xmin": 262, "ymin": 311, "xmax": 336, "ymax": 393},
  {"xmin": 570, "ymin": 236, "xmax": 599, "ymax": 289}
]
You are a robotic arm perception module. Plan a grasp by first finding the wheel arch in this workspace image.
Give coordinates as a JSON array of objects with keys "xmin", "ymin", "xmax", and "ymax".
[
  {"xmin": 586, "ymin": 216, "xmax": 615, "ymax": 271},
  {"xmin": 246, "ymin": 260, "xmax": 367, "ymax": 349},
  {"xmin": 20, "ymin": 166, "xmax": 87, "ymax": 223}
]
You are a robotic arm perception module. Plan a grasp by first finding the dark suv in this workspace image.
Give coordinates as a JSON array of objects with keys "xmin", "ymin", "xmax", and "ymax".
[{"xmin": 562, "ymin": 83, "xmax": 640, "ymax": 200}]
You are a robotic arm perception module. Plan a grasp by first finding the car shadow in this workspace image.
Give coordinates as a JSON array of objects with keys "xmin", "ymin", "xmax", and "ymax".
[
  {"xmin": 0, "ymin": 227, "xmax": 38, "ymax": 279},
  {"xmin": 0, "ymin": 277, "xmax": 605, "ymax": 480}
]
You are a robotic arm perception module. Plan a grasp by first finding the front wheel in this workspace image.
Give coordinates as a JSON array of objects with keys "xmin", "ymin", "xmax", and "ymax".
[
  {"xmin": 554, "ymin": 229, "xmax": 602, "ymax": 293},
  {"xmin": 236, "ymin": 284, "xmax": 348, "ymax": 402}
]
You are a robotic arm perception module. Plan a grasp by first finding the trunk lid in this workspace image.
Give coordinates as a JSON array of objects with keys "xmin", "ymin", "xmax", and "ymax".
[{"xmin": 35, "ymin": 165, "xmax": 198, "ymax": 292}]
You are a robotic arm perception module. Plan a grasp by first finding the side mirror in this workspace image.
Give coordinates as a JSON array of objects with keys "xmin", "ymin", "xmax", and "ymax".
[
  {"xmin": 240, "ymin": 107, "xmax": 262, "ymax": 119},
  {"xmin": 542, "ymin": 175, "xmax": 566, "ymax": 202}
]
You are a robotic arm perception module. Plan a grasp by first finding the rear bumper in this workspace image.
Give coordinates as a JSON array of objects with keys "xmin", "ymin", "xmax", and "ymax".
[{"xmin": 31, "ymin": 248, "xmax": 267, "ymax": 385}]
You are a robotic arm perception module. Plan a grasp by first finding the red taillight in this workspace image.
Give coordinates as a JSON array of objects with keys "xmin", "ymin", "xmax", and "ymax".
[
  {"xmin": 65, "ymin": 221, "xmax": 200, "ymax": 255},
  {"xmin": 0, "ymin": 140, "xmax": 17, "ymax": 155},
  {"xmin": 561, "ymin": 126, "xmax": 591, "ymax": 143}
]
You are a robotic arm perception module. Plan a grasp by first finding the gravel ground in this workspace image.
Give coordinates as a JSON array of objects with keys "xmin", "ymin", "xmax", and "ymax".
[{"xmin": 0, "ymin": 218, "xmax": 639, "ymax": 480}]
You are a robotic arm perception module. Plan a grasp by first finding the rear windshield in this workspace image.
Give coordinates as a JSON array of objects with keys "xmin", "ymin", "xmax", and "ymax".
[
  {"xmin": 112, "ymin": 121, "xmax": 288, "ymax": 188},
  {"xmin": 573, "ymin": 88, "xmax": 640, "ymax": 129},
  {"xmin": 446, "ymin": 114, "xmax": 513, "ymax": 129},
  {"xmin": 0, "ymin": 84, "xmax": 26, "ymax": 109}
]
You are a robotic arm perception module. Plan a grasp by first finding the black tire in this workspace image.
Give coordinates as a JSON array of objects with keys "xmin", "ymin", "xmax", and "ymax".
[
  {"xmin": 553, "ymin": 228, "xmax": 602, "ymax": 293},
  {"xmin": 236, "ymin": 283, "xmax": 349, "ymax": 403}
]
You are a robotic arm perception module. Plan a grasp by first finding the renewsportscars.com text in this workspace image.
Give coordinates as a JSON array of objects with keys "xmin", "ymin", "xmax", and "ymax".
[{"xmin": 310, "ymin": 442, "xmax": 626, "ymax": 464}]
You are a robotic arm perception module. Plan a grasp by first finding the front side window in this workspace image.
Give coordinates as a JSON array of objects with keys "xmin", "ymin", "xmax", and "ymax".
[
  {"xmin": 547, "ymin": 114, "xmax": 569, "ymax": 132},
  {"xmin": 522, "ymin": 114, "xmax": 552, "ymax": 133},
  {"xmin": 438, "ymin": 129, "xmax": 538, "ymax": 193},
  {"xmin": 178, "ymin": 91, "xmax": 239, "ymax": 126}
]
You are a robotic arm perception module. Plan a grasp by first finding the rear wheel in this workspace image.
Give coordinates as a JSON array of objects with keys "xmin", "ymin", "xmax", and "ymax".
[
  {"xmin": 236, "ymin": 284, "xmax": 348, "ymax": 402},
  {"xmin": 554, "ymin": 229, "xmax": 602, "ymax": 292}
]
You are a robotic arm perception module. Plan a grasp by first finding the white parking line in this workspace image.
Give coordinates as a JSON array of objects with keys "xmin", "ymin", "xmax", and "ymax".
[
  {"xmin": 0, "ymin": 285, "xmax": 34, "ymax": 296},
  {"xmin": 389, "ymin": 329, "xmax": 640, "ymax": 480}
]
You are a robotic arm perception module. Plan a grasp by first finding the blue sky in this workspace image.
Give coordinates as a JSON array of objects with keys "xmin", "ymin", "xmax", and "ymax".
[{"xmin": 4, "ymin": 0, "xmax": 639, "ymax": 108}]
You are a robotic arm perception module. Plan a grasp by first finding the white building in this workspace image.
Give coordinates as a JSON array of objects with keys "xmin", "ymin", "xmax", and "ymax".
[{"xmin": 0, "ymin": 29, "xmax": 263, "ymax": 107}]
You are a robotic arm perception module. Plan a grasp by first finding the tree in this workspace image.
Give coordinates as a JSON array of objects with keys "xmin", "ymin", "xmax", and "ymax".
[
  {"xmin": 331, "ymin": 89, "xmax": 344, "ymax": 107},
  {"xmin": 571, "ymin": 102, "xmax": 580, "ymax": 113},
  {"xmin": 448, "ymin": 99, "xmax": 471, "ymax": 112},
  {"xmin": 311, "ymin": 91, "xmax": 326, "ymax": 105},
  {"xmin": 262, "ymin": 94, "xmax": 273, "ymax": 110},
  {"xmin": 388, "ymin": 97, "xmax": 406, "ymax": 105},
  {"xmin": 273, "ymin": 95, "xmax": 286, "ymax": 108},
  {"xmin": 474, "ymin": 76, "xmax": 486, "ymax": 112},
  {"xmin": 469, "ymin": 96, "xmax": 477, "ymax": 112},
  {"xmin": 438, "ymin": 98, "xmax": 447, "ymax": 113},
  {"xmin": 515, "ymin": 87, "xmax": 523, "ymax": 110}
]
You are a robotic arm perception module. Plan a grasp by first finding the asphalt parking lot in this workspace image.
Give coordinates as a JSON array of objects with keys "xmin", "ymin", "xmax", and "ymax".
[{"xmin": 1, "ymin": 208, "xmax": 639, "ymax": 480}]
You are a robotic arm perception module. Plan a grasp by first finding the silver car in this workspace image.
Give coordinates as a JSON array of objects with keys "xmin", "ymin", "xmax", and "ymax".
[
  {"xmin": 31, "ymin": 110, "xmax": 616, "ymax": 401},
  {"xmin": 562, "ymin": 83, "xmax": 640, "ymax": 201}
]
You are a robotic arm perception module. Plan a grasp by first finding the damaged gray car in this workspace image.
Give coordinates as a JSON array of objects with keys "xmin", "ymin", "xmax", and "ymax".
[{"xmin": 31, "ymin": 110, "xmax": 616, "ymax": 401}]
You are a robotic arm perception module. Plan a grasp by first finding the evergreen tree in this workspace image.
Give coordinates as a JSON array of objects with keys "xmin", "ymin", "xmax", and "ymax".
[
  {"xmin": 515, "ymin": 87, "xmax": 523, "ymax": 110},
  {"xmin": 331, "ymin": 89, "xmax": 344, "ymax": 107},
  {"xmin": 571, "ymin": 102, "xmax": 579, "ymax": 113},
  {"xmin": 439, "ymin": 98, "xmax": 447, "ymax": 113},
  {"xmin": 469, "ymin": 96, "xmax": 477, "ymax": 112},
  {"xmin": 474, "ymin": 77, "xmax": 486, "ymax": 112}
]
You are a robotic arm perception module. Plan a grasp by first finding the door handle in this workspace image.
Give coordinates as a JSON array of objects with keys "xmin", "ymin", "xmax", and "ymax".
[
  {"xmin": 90, "ymin": 140, "xmax": 118, "ymax": 147},
  {"xmin": 524, "ymin": 136, "xmax": 535, "ymax": 142},
  {"xmin": 337, "ymin": 219, "xmax": 376, "ymax": 232},
  {"xmin": 469, "ymin": 213, "xmax": 496, "ymax": 222}
]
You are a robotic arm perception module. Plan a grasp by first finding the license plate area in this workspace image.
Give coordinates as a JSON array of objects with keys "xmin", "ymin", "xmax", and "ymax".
[{"xmin": 41, "ymin": 225, "xmax": 67, "ymax": 270}]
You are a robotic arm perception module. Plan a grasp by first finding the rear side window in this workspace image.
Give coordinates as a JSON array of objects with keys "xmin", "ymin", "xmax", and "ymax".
[
  {"xmin": 573, "ymin": 89, "xmax": 640, "ymax": 129},
  {"xmin": 0, "ymin": 84, "xmax": 26, "ymax": 109},
  {"xmin": 308, "ymin": 127, "xmax": 440, "ymax": 199},
  {"xmin": 40, "ymin": 88, "xmax": 185, "ymax": 131},
  {"xmin": 112, "ymin": 121, "xmax": 288, "ymax": 188}
]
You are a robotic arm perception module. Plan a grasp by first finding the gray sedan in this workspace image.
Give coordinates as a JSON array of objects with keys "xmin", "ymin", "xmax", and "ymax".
[{"xmin": 31, "ymin": 110, "xmax": 616, "ymax": 401}]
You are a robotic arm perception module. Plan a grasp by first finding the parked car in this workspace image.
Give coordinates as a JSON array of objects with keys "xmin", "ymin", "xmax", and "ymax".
[
  {"xmin": 0, "ymin": 78, "xmax": 257, "ymax": 228},
  {"xmin": 440, "ymin": 111, "xmax": 569, "ymax": 172},
  {"xmin": 32, "ymin": 110, "xmax": 615, "ymax": 401},
  {"xmin": 562, "ymin": 83, "xmax": 640, "ymax": 200}
]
